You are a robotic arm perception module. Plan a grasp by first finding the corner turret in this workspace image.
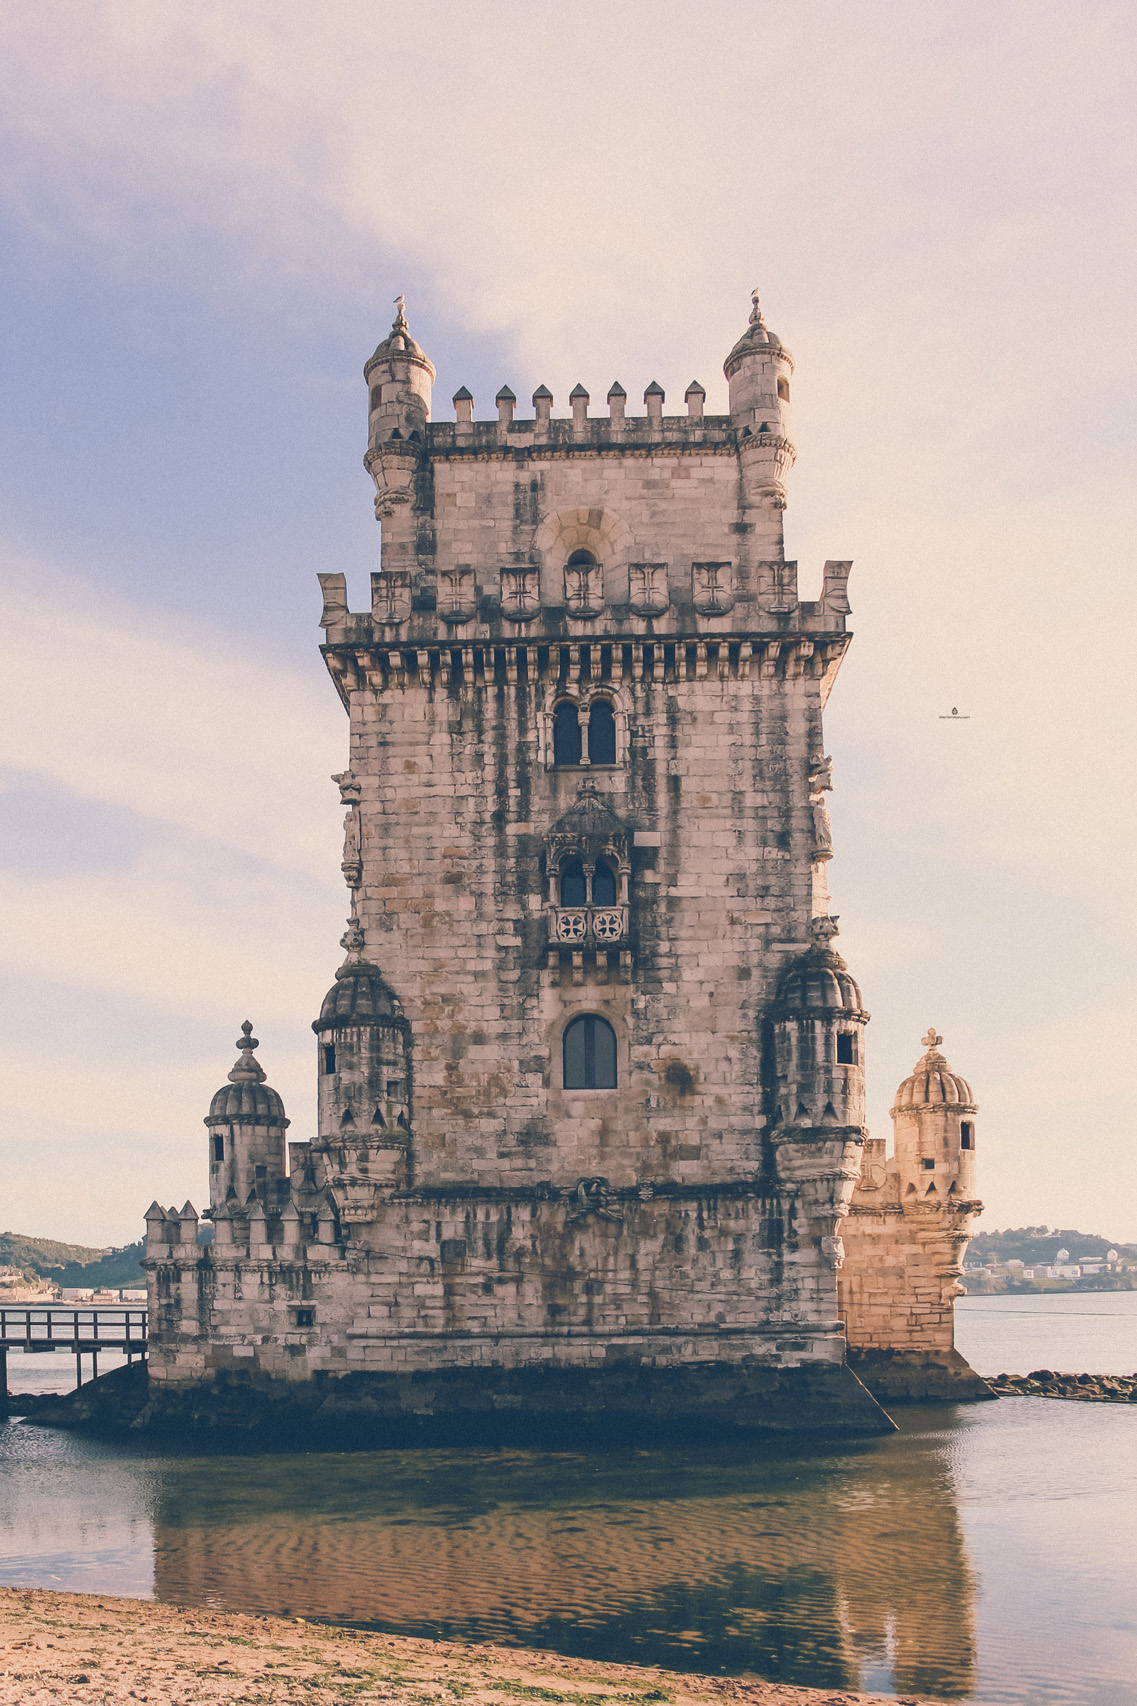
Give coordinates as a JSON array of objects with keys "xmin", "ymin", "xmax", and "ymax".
[
  {"xmin": 204, "ymin": 1021, "xmax": 289, "ymax": 1216},
  {"xmin": 892, "ymin": 1028, "xmax": 978, "ymax": 1206},
  {"xmin": 312, "ymin": 915, "xmax": 413, "ymax": 1201},
  {"xmin": 363, "ymin": 295, "xmax": 435, "ymax": 523},
  {"xmin": 724, "ymin": 289, "xmax": 796, "ymax": 558}
]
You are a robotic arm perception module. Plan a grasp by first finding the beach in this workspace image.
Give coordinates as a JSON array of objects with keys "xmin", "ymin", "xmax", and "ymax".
[{"xmin": 0, "ymin": 1588, "xmax": 931, "ymax": 1706}]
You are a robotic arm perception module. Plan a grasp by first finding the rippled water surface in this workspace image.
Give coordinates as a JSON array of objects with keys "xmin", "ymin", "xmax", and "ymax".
[{"xmin": 1, "ymin": 1297, "xmax": 1135, "ymax": 1705}]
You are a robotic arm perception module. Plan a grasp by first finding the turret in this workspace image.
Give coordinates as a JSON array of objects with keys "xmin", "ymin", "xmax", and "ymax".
[
  {"xmin": 312, "ymin": 916, "xmax": 412, "ymax": 1192},
  {"xmin": 362, "ymin": 295, "xmax": 435, "ymax": 524},
  {"xmin": 891, "ymin": 1029, "xmax": 978, "ymax": 1206},
  {"xmin": 771, "ymin": 921, "xmax": 868, "ymax": 1134},
  {"xmin": 204, "ymin": 1021, "xmax": 289, "ymax": 1215},
  {"xmin": 724, "ymin": 289, "xmax": 796, "ymax": 558},
  {"xmin": 769, "ymin": 921, "xmax": 869, "ymax": 1284}
]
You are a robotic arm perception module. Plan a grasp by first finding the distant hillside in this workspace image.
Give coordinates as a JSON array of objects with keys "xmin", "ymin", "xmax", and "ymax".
[
  {"xmin": 969, "ymin": 1227, "xmax": 1137, "ymax": 1265},
  {"xmin": 0, "ymin": 1231, "xmax": 146, "ymax": 1287}
]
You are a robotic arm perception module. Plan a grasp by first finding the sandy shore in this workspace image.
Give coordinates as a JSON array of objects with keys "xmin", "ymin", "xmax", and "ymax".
[{"xmin": 0, "ymin": 1588, "xmax": 937, "ymax": 1706}]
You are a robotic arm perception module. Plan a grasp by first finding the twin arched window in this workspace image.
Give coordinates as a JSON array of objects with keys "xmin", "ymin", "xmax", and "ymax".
[
  {"xmin": 563, "ymin": 1013, "xmax": 617, "ymax": 1089},
  {"xmin": 558, "ymin": 858, "xmax": 618, "ymax": 906},
  {"xmin": 553, "ymin": 699, "xmax": 617, "ymax": 766}
]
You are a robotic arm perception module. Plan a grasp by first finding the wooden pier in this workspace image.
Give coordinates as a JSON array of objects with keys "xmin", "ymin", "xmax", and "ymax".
[{"xmin": 0, "ymin": 1306, "xmax": 147, "ymax": 1416}]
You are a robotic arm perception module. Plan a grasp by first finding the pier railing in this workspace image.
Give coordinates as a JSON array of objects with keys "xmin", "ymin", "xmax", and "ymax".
[{"xmin": 0, "ymin": 1306, "xmax": 148, "ymax": 1412}]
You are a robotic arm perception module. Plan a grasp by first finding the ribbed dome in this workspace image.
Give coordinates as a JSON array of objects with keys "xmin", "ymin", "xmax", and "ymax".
[
  {"xmin": 892, "ymin": 1031, "xmax": 975, "ymax": 1114},
  {"xmin": 775, "ymin": 945, "xmax": 867, "ymax": 1017},
  {"xmin": 313, "ymin": 961, "xmax": 406, "ymax": 1034},
  {"xmin": 363, "ymin": 300, "xmax": 435, "ymax": 381},
  {"xmin": 206, "ymin": 1080, "xmax": 288, "ymax": 1125},
  {"xmin": 204, "ymin": 1022, "xmax": 289, "ymax": 1129}
]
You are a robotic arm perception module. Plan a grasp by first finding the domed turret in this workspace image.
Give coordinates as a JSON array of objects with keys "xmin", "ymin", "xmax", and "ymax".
[
  {"xmin": 891, "ymin": 1029, "xmax": 978, "ymax": 1203},
  {"xmin": 724, "ymin": 289, "xmax": 796, "ymax": 557},
  {"xmin": 312, "ymin": 917, "xmax": 412, "ymax": 1189},
  {"xmin": 363, "ymin": 296, "xmax": 435, "ymax": 522},
  {"xmin": 771, "ymin": 922, "xmax": 869, "ymax": 1133},
  {"xmin": 204, "ymin": 1021, "xmax": 289, "ymax": 1214}
]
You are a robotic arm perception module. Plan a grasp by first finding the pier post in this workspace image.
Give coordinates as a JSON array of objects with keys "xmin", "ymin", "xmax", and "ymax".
[{"xmin": 0, "ymin": 1345, "xmax": 7, "ymax": 1419}]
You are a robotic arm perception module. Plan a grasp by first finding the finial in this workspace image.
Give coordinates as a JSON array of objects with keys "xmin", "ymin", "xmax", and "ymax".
[
  {"xmin": 749, "ymin": 287, "xmax": 763, "ymax": 326},
  {"xmin": 227, "ymin": 1019, "xmax": 267, "ymax": 1084},
  {"xmin": 340, "ymin": 913, "xmax": 366, "ymax": 962},
  {"xmin": 922, "ymin": 1027, "xmax": 943, "ymax": 1052},
  {"xmin": 393, "ymin": 293, "xmax": 408, "ymax": 332}
]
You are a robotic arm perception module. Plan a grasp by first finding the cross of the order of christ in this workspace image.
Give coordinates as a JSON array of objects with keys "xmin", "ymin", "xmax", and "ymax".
[{"xmin": 922, "ymin": 1028, "xmax": 943, "ymax": 1051}]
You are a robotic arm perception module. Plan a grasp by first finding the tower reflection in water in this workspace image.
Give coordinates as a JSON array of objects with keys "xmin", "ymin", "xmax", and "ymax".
[{"xmin": 152, "ymin": 1417, "xmax": 976, "ymax": 1699}]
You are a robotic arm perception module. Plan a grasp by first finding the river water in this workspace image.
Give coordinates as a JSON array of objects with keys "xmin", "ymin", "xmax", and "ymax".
[{"xmin": 1, "ymin": 1294, "xmax": 1134, "ymax": 1706}]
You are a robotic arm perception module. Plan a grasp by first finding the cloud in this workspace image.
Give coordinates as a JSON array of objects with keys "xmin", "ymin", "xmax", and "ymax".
[{"xmin": 0, "ymin": 544, "xmax": 345, "ymax": 876}]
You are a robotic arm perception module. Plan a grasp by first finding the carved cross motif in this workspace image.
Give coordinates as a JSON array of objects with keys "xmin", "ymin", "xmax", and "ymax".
[
  {"xmin": 501, "ymin": 565, "xmax": 540, "ymax": 620},
  {"xmin": 628, "ymin": 562, "xmax": 669, "ymax": 616},
  {"xmin": 564, "ymin": 557, "xmax": 604, "ymax": 617},
  {"xmin": 438, "ymin": 566, "xmax": 476, "ymax": 624},
  {"xmin": 692, "ymin": 561, "xmax": 734, "ymax": 615},
  {"xmin": 373, "ymin": 569, "xmax": 410, "ymax": 626},
  {"xmin": 922, "ymin": 1028, "xmax": 943, "ymax": 1051}
]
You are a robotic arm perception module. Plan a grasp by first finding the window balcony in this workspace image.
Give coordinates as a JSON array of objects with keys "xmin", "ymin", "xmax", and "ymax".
[{"xmin": 549, "ymin": 905, "xmax": 629, "ymax": 945}]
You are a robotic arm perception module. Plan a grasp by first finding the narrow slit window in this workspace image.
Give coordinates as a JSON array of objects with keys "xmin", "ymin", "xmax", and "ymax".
[
  {"xmin": 588, "ymin": 700, "xmax": 617, "ymax": 765},
  {"xmin": 836, "ymin": 1033, "xmax": 855, "ymax": 1065},
  {"xmin": 212, "ymin": 1134, "xmax": 225, "ymax": 1163},
  {"xmin": 563, "ymin": 1013, "xmax": 618, "ymax": 1090},
  {"xmin": 322, "ymin": 1043, "xmax": 336, "ymax": 1074},
  {"xmin": 960, "ymin": 1121, "xmax": 974, "ymax": 1150},
  {"xmin": 553, "ymin": 702, "xmax": 582, "ymax": 766}
]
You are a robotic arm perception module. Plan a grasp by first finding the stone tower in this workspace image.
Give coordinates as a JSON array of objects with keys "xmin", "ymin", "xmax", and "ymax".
[
  {"xmin": 142, "ymin": 290, "xmax": 969, "ymax": 1436},
  {"xmin": 838, "ymin": 1030, "xmax": 991, "ymax": 1400}
]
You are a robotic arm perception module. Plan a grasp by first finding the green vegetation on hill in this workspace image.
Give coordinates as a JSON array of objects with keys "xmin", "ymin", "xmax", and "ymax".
[
  {"xmin": 0, "ymin": 1231, "xmax": 146, "ymax": 1288},
  {"xmin": 970, "ymin": 1227, "xmax": 1137, "ymax": 1265}
]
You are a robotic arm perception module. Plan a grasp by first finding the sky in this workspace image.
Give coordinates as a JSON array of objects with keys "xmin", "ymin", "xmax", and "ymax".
[{"xmin": 0, "ymin": 1, "xmax": 1135, "ymax": 1246}]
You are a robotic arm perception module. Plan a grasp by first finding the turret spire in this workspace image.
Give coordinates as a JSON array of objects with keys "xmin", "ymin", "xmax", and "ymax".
[{"xmin": 227, "ymin": 1020, "xmax": 266, "ymax": 1085}]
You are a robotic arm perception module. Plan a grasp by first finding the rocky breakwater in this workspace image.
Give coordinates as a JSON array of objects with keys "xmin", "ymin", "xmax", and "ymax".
[{"xmin": 986, "ymin": 1369, "xmax": 1137, "ymax": 1401}]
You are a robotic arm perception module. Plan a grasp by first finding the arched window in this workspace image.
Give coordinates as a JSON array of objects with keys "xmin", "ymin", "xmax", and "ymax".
[
  {"xmin": 588, "ymin": 699, "xmax": 617, "ymax": 765},
  {"xmin": 592, "ymin": 861, "xmax": 617, "ymax": 906},
  {"xmin": 559, "ymin": 858, "xmax": 587, "ymax": 906},
  {"xmin": 553, "ymin": 701, "xmax": 582, "ymax": 766},
  {"xmin": 563, "ymin": 1014, "xmax": 618, "ymax": 1090}
]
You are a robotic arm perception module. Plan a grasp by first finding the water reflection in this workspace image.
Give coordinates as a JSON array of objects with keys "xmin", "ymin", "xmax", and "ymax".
[{"xmin": 151, "ymin": 1416, "xmax": 976, "ymax": 1698}]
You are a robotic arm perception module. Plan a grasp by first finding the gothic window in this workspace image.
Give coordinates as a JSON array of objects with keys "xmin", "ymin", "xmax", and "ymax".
[
  {"xmin": 588, "ymin": 700, "xmax": 617, "ymax": 765},
  {"xmin": 553, "ymin": 701, "xmax": 582, "ymax": 766},
  {"xmin": 559, "ymin": 859, "xmax": 587, "ymax": 906},
  {"xmin": 563, "ymin": 1014, "xmax": 618, "ymax": 1090},
  {"xmin": 960, "ymin": 1122, "xmax": 974, "ymax": 1150},
  {"xmin": 592, "ymin": 861, "xmax": 618, "ymax": 906},
  {"xmin": 836, "ymin": 1033, "xmax": 855, "ymax": 1065}
]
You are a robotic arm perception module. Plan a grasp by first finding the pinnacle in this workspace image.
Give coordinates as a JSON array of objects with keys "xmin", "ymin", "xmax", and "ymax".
[
  {"xmin": 495, "ymin": 384, "xmax": 516, "ymax": 402},
  {"xmin": 452, "ymin": 385, "xmax": 473, "ymax": 401},
  {"xmin": 607, "ymin": 381, "xmax": 626, "ymax": 398}
]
